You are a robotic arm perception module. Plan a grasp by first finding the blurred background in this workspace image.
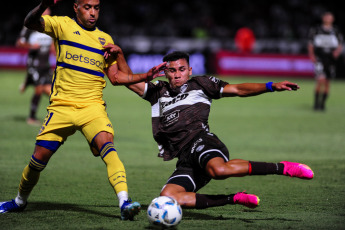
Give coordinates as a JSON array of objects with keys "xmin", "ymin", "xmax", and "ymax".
[{"xmin": 1, "ymin": 0, "xmax": 344, "ymax": 77}]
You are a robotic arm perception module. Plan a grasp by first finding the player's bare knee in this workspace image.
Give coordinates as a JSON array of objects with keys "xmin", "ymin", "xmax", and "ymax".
[
  {"xmin": 160, "ymin": 190, "xmax": 184, "ymax": 206},
  {"xmin": 160, "ymin": 189, "xmax": 174, "ymax": 198},
  {"xmin": 90, "ymin": 145, "xmax": 100, "ymax": 157}
]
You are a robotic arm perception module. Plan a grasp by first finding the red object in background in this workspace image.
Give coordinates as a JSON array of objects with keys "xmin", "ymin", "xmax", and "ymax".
[{"xmin": 235, "ymin": 27, "xmax": 256, "ymax": 53}]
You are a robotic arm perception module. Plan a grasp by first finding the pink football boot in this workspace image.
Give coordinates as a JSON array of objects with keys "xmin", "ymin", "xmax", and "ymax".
[
  {"xmin": 280, "ymin": 161, "xmax": 314, "ymax": 179},
  {"xmin": 234, "ymin": 192, "xmax": 260, "ymax": 208}
]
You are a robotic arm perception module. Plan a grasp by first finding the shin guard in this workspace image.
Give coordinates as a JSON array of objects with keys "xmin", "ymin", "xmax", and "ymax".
[
  {"xmin": 100, "ymin": 142, "xmax": 128, "ymax": 194},
  {"xmin": 18, "ymin": 155, "xmax": 46, "ymax": 198}
]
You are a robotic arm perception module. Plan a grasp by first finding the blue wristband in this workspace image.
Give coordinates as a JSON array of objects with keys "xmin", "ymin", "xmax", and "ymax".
[{"xmin": 266, "ymin": 82, "xmax": 274, "ymax": 92}]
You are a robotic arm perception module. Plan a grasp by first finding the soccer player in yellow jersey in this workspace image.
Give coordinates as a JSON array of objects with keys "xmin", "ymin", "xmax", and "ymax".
[{"xmin": 0, "ymin": 0, "xmax": 166, "ymax": 220}]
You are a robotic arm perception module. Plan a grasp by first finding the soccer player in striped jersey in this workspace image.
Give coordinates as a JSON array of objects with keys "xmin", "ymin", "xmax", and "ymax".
[
  {"xmin": 112, "ymin": 47, "xmax": 314, "ymax": 210},
  {"xmin": 0, "ymin": 0, "xmax": 165, "ymax": 220},
  {"xmin": 308, "ymin": 11, "xmax": 343, "ymax": 111}
]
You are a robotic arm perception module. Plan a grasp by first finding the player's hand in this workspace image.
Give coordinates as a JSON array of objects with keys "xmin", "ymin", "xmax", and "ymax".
[
  {"xmin": 31, "ymin": 43, "xmax": 41, "ymax": 50},
  {"xmin": 146, "ymin": 62, "xmax": 167, "ymax": 81},
  {"xmin": 103, "ymin": 43, "xmax": 123, "ymax": 60},
  {"xmin": 333, "ymin": 49, "xmax": 342, "ymax": 59},
  {"xmin": 273, "ymin": 81, "xmax": 300, "ymax": 91}
]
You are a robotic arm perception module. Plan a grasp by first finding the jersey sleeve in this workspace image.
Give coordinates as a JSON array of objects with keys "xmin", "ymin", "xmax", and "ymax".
[
  {"xmin": 42, "ymin": 15, "xmax": 62, "ymax": 39},
  {"xmin": 143, "ymin": 81, "xmax": 165, "ymax": 104},
  {"xmin": 193, "ymin": 76, "xmax": 229, "ymax": 99}
]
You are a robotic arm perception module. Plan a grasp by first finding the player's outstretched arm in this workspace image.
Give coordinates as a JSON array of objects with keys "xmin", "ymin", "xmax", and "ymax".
[
  {"xmin": 104, "ymin": 43, "xmax": 166, "ymax": 86},
  {"xmin": 103, "ymin": 43, "xmax": 144, "ymax": 96},
  {"xmin": 222, "ymin": 81, "xmax": 300, "ymax": 97},
  {"xmin": 105, "ymin": 61, "xmax": 166, "ymax": 86},
  {"xmin": 24, "ymin": 0, "xmax": 55, "ymax": 32},
  {"xmin": 103, "ymin": 43, "xmax": 144, "ymax": 95},
  {"xmin": 103, "ymin": 44, "xmax": 133, "ymax": 75}
]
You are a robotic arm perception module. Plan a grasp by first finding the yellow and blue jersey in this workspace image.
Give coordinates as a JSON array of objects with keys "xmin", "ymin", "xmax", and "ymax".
[{"xmin": 42, "ymin": 15, "xmax": 117, "ymax": 106}]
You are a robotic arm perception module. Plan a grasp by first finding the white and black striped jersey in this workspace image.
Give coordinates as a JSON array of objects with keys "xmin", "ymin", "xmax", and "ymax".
[
  {"xmin": 308, "ymin": 25, "xmax": 343, "ymax": 59},
  {"xmin": 18, "ymin": 27, "xmax": 53, "ymax": 70},
  {"xmin": 142, "ymin": 76, "xmax": 229, "ymax": 161}
]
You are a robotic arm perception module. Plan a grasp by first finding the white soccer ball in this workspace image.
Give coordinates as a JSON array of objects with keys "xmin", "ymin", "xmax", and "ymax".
[{"xmin": 147, "ymin": 196, "xmax": 182, "ymax": 228}]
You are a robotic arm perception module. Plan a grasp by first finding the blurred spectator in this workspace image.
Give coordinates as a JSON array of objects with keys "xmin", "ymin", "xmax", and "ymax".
[
  {"xmin": 308, "ymin": 11, "xmax": 343, "ymax": 111},
  {"xmin": 234, "ymin": 27, "xmax": 255, "ymax": 53},
  {"xmin": 16, "ymin": 8, "xmax": 55, "ymax": 125}
]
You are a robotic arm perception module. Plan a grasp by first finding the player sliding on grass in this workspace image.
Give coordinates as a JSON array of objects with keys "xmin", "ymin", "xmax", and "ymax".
[
  {"xmin": 0, "ymin": 0, "xmax": 166, "ymax": 220},
  {"xmin": 115, "ymin": 48, "xmax": 314, "ymax": 209}
]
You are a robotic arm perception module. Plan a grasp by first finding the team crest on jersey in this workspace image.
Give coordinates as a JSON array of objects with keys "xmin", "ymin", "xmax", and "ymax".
[
  {"xmin": 180, "ymin": 84, "xmax": 188, "ymax": 93},
  {"xmin": 163, "ymin": 110, "xmax": 179, "ymax": 126},
  {"xmin": 98, "ymin": 37, "xmax": 106, "ymax": 45}
]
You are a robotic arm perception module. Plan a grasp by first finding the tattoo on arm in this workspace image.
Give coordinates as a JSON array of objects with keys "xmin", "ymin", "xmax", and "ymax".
[{"xmin": 127, "ymin": 74, "xmax": 134, "ymax": 82}]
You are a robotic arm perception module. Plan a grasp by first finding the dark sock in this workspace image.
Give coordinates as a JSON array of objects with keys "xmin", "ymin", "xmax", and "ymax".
[
  {"xmin": 249, "ymin": 161, "xmax": 284, "ymax": 175},
  {"xmin": 314, "ymin": 92, "xmax": 320, "ymax": 110},
  {"xmin": 320, "ymin": 93, "xmax": 328, "ymax": 110},
  {"xmin": 195, "ymin": 193, "xmax": 235, "ymax": 209},
  {"xmin": 29, "ymin": 94, "xmax": 41, "ymax": 119}
]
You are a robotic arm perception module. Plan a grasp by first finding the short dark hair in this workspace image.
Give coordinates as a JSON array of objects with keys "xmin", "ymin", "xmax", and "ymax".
[
  {"xmin": 163, "ymin": 51, "xmax": 189, "ymax": 64},
  {"xmin": 322, "ymin": 11, "xmax": 333, "ymax": 17}
]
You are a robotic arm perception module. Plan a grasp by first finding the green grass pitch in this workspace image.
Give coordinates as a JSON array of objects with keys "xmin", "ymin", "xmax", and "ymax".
[{"xmin": 0, "ymin": 70, "xmax": 344, "ymax": 229}]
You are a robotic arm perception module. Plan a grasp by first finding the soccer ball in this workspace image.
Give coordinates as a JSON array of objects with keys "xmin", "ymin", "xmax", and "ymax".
[{"xmin": 147, "ymin": 196, "xmax": 182, "ymax": 228}]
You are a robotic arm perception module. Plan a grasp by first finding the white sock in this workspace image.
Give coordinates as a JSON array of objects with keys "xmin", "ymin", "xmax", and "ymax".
[
  {"xmin": 15, "ymin": 192, "xmax": 28, "ymax": 206},
  {"xmin": 117, "ymin": 191, "xmax": 128, "ymax": 208}
]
